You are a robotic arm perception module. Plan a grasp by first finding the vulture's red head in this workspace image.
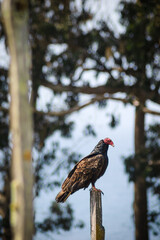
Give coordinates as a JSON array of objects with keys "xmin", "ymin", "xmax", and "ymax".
[{"xmin": 103, "ymin": 138, "xmax": 114, "ymax": 147}]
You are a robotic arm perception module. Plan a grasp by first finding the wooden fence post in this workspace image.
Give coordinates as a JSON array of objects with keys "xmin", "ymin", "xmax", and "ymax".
[{"xmin": 90, "ymin": 189, "xmax": 105, "ymax": 240}]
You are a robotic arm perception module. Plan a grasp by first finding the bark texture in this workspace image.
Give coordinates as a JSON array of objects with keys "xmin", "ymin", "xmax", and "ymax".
[
  {"xmin": 134, "ymin": 106, "xmax": 148, "ymax": 240},
  {"xmin": 2, "ymin": 0, "xmax": 33, "ymax": 239},
  {"xmin": 90, "ymin": 190, "xmax": 105, "ymax": 240}
]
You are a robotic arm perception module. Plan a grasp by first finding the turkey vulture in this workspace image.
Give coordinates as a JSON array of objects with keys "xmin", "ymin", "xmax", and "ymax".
[{"xmin": 56, "ymin": 138, "xmax": 114, "ymax": 202}]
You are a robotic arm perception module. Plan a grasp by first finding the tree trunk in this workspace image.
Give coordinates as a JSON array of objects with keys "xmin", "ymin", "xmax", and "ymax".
[
  {"xmin": 2, "ymin": 0, "xmax": 33, "ymax": 240},
  {"xmin": 134, "ymin": 106, "xmax": 148, "ymax": 240}
]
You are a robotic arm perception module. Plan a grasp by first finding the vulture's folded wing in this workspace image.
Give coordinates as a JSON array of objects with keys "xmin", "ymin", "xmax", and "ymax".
[{"xmin": 62, "ymin": 154, "xmax": 105, "ymax": 193}]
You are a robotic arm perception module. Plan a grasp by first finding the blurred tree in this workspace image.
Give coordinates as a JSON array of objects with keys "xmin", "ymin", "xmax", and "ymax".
[
  {"xmin": 120, "ymin": 1, "xmax": 160, "ymax": 239},
  {"xmin": 0, "ymin": 0, "xmax": 159, "ymax": 239},
  {"xmin": 2, "ymin": 0, "xmax": 33, "ymax": 239}
]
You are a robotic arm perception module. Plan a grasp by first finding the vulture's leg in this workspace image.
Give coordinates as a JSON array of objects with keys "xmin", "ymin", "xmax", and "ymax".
[{"xmin": 91, "ymin": 183, "xmax": 104, "ymax": 195}]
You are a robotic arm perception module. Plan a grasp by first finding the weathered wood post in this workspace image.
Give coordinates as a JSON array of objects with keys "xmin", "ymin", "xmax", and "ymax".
[{"xmin": 90, "ymin": 189, "xmax": 105, "ymax": 240}]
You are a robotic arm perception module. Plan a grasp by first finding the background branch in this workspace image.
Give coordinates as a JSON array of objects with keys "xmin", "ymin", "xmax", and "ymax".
[{"xmin": 41, "ymin": 80, "xmax": 160, "ymax": 105}]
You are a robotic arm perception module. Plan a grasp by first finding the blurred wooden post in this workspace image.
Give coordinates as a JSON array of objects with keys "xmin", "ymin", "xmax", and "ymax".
[{"xmin": 90, "ymin": 189, "xmax": 105, "ymax": 240}]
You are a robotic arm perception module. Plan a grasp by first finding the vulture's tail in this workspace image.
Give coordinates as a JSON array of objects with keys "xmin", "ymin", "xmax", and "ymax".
[{"xmin": 55, "ymin": 190, "xmax": 71, "ymax": 203}]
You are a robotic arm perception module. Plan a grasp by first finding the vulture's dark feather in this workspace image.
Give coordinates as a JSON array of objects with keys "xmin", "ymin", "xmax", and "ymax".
[{"xmin": 55, "ymin": 138, "xmax": 114, "ymax": 202}]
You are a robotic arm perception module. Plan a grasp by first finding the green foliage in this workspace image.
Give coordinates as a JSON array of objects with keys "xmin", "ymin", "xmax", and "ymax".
[
  {"xmin": 124, "ymin": 123, "xmax": 160, "ymax": 234},
  {"xmin": 83, "ymin": 124, "xmax": 96, "ymax": 137},
  {"xmin": 36, "ymin": 202, "xmax": 74, "ymax": 233},
  {"xmin": 148, "ymin": 210, "xmax": 160, "ymax": 236},
  {"xmin": 120, "ymin": 0, "xmax": 160, "ymax": 94},
  {"xmin": 125, "ymin": 123, "xmax": 160, "ymax": 186},
  {"xmin": 123, "ymin": 125, "xmax": 160, "ymax": 182},
  {"xmin": 108, "ymin": 114, "xmax": 120, "ymax": 128}
]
